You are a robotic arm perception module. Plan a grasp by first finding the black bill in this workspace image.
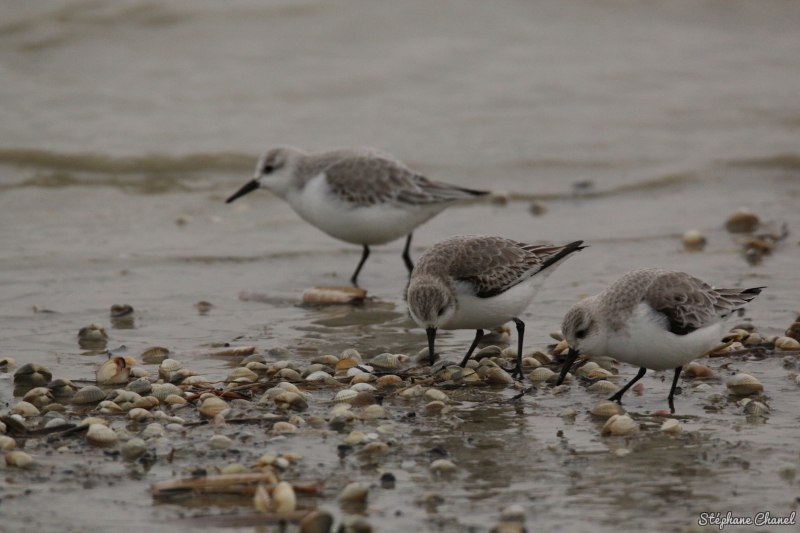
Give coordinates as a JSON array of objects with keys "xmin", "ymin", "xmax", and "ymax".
[
  {"xmin": 556, "ymin": 347, "xmax": 579, "ymax": 385},
  {"xmin": 226, "ymin": 179, "xmax": 260, "ymax": 203},
  {"xmin": 426, "ymin": 327, "xmax": 437, "ymax": 365}
]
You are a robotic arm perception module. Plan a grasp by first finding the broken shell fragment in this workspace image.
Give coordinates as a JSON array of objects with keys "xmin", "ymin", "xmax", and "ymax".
[
  {"xmin": 726, "ymin": 373, "xmax": 764, "ymax": 395},
  {"xmin": 302, "ymin": 286, "xmax": 367, "ymax": 305}
]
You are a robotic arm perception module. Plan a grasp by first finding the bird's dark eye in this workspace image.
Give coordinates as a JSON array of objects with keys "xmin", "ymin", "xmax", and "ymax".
[
  {"xmin": 437, "ymin": 306, "xmax": 446, "ymax": 317},
  {"xmin": 262, "ymin": 164, "xmax": 274, "ymax": 174},
  {"xmin": 576, "ymin": 329, "xmax": 587, "ymax": 339}
]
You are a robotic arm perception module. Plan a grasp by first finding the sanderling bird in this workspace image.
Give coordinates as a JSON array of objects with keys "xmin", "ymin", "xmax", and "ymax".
[
  {"xmin": 226, "ymin": 146, "xmax": 489, "ymax": 285},
  {"xmin": 557, "ymin": 268, "xmax": 763, "ymax": 411},
  {"xmin": 407, "ymin": 235, "xmax": 585, "ymax": 378}
]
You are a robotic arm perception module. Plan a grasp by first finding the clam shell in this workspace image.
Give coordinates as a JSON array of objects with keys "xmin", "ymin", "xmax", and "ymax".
[
  {"xmin": 0, "ymin": 435, "xmax": 17, "ymax": 450},
  {"xmin": 726, "ymin": 373, "xmax": 764, "ymax": 395},
  {"xmin": 306, "ymin": 370, "xmax": 334, "ymax": 382},
  {"xmin": 208, "ymin": 434, "xmax": 233, "ymax": 448},
  {"xmin": 165, "ymin": 394, "xmax": 188, "ymax": 406},
  {"xmin": 299, "ymin": 510, "xmax": 334, "ymax": 533},
  {"xmin": 527, "ymin": 367, "xmax": 555, "ymax": 381},
  {"xmin": 338, "ymin": 482, "xmax": 369, "ymax": 503},
  {"xmin": 660, "ymin": 419, "xmax": 682, "ymax": 434},
  {"xmin": 151, "ymin": 383, "xmax": 183, "ymax": 401},
  {"xmin": 744, "ymin": 400, "xmax": 770, "ymax": 416},
  {"xmin": 130, "ymin": 367, "xmax": 150, "ymax": 379},
  {"xmin": 71, "ymin": 386, "xmax": 106, "ymax": 404},
  {"xmin": 725, "ymin": 208, "xmax": 759, "ymax": 233},
  {"xmin": 551, "ymin": 340, "xmax": 569, "ymax": 356},
  {"xmin": 141, "ymin": 346, "xmax": 170, "ymax": 364},
  {"xmin": 11, "ymin": 401, "xmax": 40, "ymax": 418},
  {"xmin": 340, "ymin": 349, "xmax": 362, "ymax": 363},
  {"xmin": 682, "ymin": 229, "xmax": 707, "ymax": 251},
  {"xmin": 129, "ymin": 407, "xmax": 155, "ymax": 421},
  {"xmin": 158, "ymin": 358, "xmax": 183, "ymax": 379},
  {"xmin": 586, "ymin": 368, "xmax": 613, "ymax": 380},
  {"xmin": 430, "ymin": 459, "xmax": 458, "ymax": 474},
  {"xmin": 276, "ymin": 368, "xmax": 303, "ymax": 382},
  {"xmin": 548, "ymin": 371, "xmax": 571, "ymax": 383},
  {"xmin": 96, "ymin": 357, "xmax": 130, "ymax": 385},
  {"xmin": 273, "ymin": 391, "xmax": 308, "ymax": 410},
  {"xmin": 370, "ymin": 353, "xmax": 401, "ymax": 370},
  {"xmin": 520, "ymin": 357, "xmax": 541, "ymax": 369},
  {"xmin": 126, "ymin": 378, "xmax": 153, "ymax": 395},
  {"xmin": 181, "ymin": 375, "xmax": 211, "ymax": 387},
  {"xmin": 130, "ymin": 396, "xmax": 160, "ymax": 409},
  {"xmin": 424, "ymin": 389, "xmax": 448, "ymax": 402},
  {"xmin": 226, "ymin": 367, "xmax": 258, "ymax": 382},
  {"xmin": 682, "ymin": 363, "xmax": 714, "ymax": 378},
  {"xmin": 253, "ymin": 483, "xmax": 272, "ymax": 513},
  {"xmin": 350, "ymin": 383, "xmax": 377, "ymax": 392},
  {"xmin": 359, "ymin": 404, "xmax": 388, "ymax": 420},
  {"xmin": 574, "ymin": 362, "xmax": 600, "ymax": 378},
  {"xmin": 273, "ymin": 421, "xmax": 298, "ymax": 433},
  {"xmin": 78, "ymin": 323, "xmax": 107, "ymax": 341},
  {"xmin": 475, "ymin": 346, "xmax": 502, "ymax": 360},
  {"xmin": 586, "ymin": 380, "xmax": 620, "ymax": 393},
  {"xmin": 121, "ymin": 438, "xmax": 147, "ymax": 459},
  {"xmin": 601, "ymin": 414, "xmax": 639, "ymax": 436},
  {"xmin": 375, "ymin": 375, "xmax": 403, "ymax": 386},
  {"xmin": 590, "ymin": 400, "xmax": 625, "ymax": 418},
  {"xmin": 272, "ymin": 481, "xmax": 297, "ymax": 513},
  {"xmin": 198, "ymin": 396, "xmax": 230, "ymax": 417},
  {"xmin": 23, "ymin": 387, "xmax": 54, "ymax": 408},
  {"xmin": 485, "ymin": 367, "xmax": 515, "ymax": 384},
  {"xmin": 13, "ymin": 363, "xmax": 52, "ymax": 387},
  {"xmin": 86, "ymin": 423, "xmax": 118, "ymax": 446},
  {"xmin": 776, "ymin": 336, "xmax": 800, "ymax": 350},
  {"xmin": 110, "ymin": 303, "xmax": 134, "ymax": 317},
  {"xmin": 398, "ymin": 384, "xmax": 424, "ymax": 398},
  {"xmin": 334, "ymin": 389, "xmax": 358, "ymax": 403},
  {"xmin": 311, "ymin": 354, "xmax": 340, "ymax": 366},
  {"xmin": 5, "ymin": 451, "xmax": 34, "ymax": 468}
]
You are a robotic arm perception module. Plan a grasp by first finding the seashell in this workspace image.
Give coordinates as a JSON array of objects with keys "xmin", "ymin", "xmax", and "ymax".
[
  {"xmin": 165, "ymin": 394, "xmax": 188, "ymax": 406},
  {"xmin": 590, "ymin": 400, "xmax": 625, "ymax": 418},
  {"xmin": 574, "ymin": 362, "xmax": 600, "ymax": 378},
  {"xmin": 601, "ymin": 414, "xmax": 639, "ymax": 436},
  {"xmin": 110, "ymin": 303, "xmax": 134, "ymax": 317},
  {"xmin": 351, "ymin": 391, "xmax": 377, "ymax": 407},
  {"xmin": 346, "ymin": 365, "xmax": 372, "ymax": 377},
  {"xmin": 207, "ymin": 434, "xmax": 233, "ymax": 448},
  {"xmin": 226, "ymin": 367, "xmax": 258, "ymax": 382},
  {"xmin": 501, "ymin": 347, "xmax": 518, "ymax": 360},
  {"xmin": 98, "ymin": 400, "xmax": 125, "ymax": 414},
  {"xmin": 181, "ymin": 375, "xmax": 211, "ymax": 387},
  {"xmin": 548, "ymin": 371, "xmax": 571, "ymax": 384},
  {"xmin": 129, "ymin": 408, "xmax": 155, "ymax": 421},
  {"xmin": 86, "ymin": 423, "xmax": 118, "ymax": 446},
  {"xmin": 682, "ymin": 229, "xmax": 707, "ymax": 251},
  {"xmin": 141, "ymin": 423, "xmax": 165, "ymax": 439},
  {"xmin": 335, "ymin": 358, "xmax": 359, "ymax": 371},
  {"xmin": 529, "ymin": 350, "xmax": 552, "ymax": 364},
  {"xmin": 273, "ymin": 481, "xmax": 297, "ymax": 513},
  {"xmin": 5, "ymin": 451, "xmax": 34, "ymax": 468},
  {"xmin": 198, "ymin": 396, "xmax": 230, "ymax": 417},
  {"xmin": 776, "ymin": 336, "xmax": 800, "ymax": 350},
  {"xmin": 13, "ymin": 363, "xmax": 52, "ymax": 387},
  {"xmin": 398, "ymin": 384, "xmax": 425, "ymax": 399},
  {"xmin": 129, "ymin": 367, "xmax": 150, "ymax": 379},
  {"xmin": 23, "ymin": 387, "xmax": 54, "ymax": 408},
  {"xmin": 520, "ymin": 357, "xmax": 541, "ymax": 370},
  {"xmin": 132, "ymin": 396, "xmax": 160, "ymax": 409},
  {"xmin": 350, "ymin": 383, "xmax": 377, "ymax": 392},
  {"xmin": 360, "ymin": 405, "xmax": 388, "ymax": 420},
  {"xmin": 0, "ymin": 356, "xmax": 16, "ymax": 368},
  {"xmin": 273, "ymin": 421, "xmax": 298, "ymax": 433},
  {"xmin": 253, "ymin": 483, "xmax": 272, "ymax": 513},
  {"xmin": 71, "ymin": 386, "xmax": 106, "ymax": 404},
  {"xmin": 475, "ymin": 346, "xmax": 503, "ymax": 360},
  {"xmin": 660, "ymin": 419, "xmax": 682, "ymax": 434},
  {"xmin": 306, "ymin": 370, "xmax": 337, "ymax": 382},
  {"xmin": 312, "ymin": 354, "xmax": 340, "ymax": 366},
  {"xmin": 551, "ymin": 340, "xmax": 569, "ymax": 356},
  {"xmin": 96, "ymin": 357, "xmax": 130, "ymax": 385},
  {"xmin": 151, "ymin": 383, "xmax": 183, "ymax": 401},
  {"xmin": 126, "ymin": 378, "xmax": 152, "ymax": 395},
  {"xmin": 302, "ymin": 286, "xmax": 367, "ymax": 305},
  {"xmin": 0, "ymin": 435, "xmax": 17, "ymax": 450},
  {"xmin": 430, "ymin": 458, "xmax": 458, "ymax": 474},
  {"xmin": 121, "ymin": 438, "xmax": 147, "ymax": 459},
  {"xmin": 376, "ymin": 375, "xmax": 403, "ymax": 386},
  {"xmin": 744, "ymin": 400, "xmax": 770, "ymax": 416},
  {"xmin": 78, "ymin": 323, "xmax": 107, "ymax": 341},
  {"xmin": 273, "ymin": 391, "xmax": 308, "ymax": 410},
  {"xmin": 338, "ymin": 482, "xmax": 369, "ymax": 502},
  {"xmin": 485, "ymin": 367, "xmax": 515, "ymax": 384},
  {"xmin": 340, "ymin": 348, "xmax": 362, "ymax": 363},
  {"xmin": 425, "ymin": 400, "xmax": 446, "ymax": 412},
  {"xmin": 276, "ymin": 368, "xmax": 303, "ymax": 382},
  {"xmin": 343, "ymin": 430, "xmax": 369, "ymax": 445},
  {"xmin": 158, "ymin": 358, "xmax": 183, "ymax": 379},
  {"xmin": 682, "ymin": 362, "xmax": 715, "ymax": 378},
  {"xmin": 299, "ymin": 510, "xmax": 334, "ymax": 533},
  {"xmin": 586, "ymin": 380, "xmax": 620, "ymax": 393},
  {"xmin": 527, "ymin": 367, "xmax": 555, "ymax": 382},
  {"xmin": 141, "ymin": 346, "xmax": 170, "ymax": 364},
  {"xmin": 425, "ymin": 389, "xmax": 449, "ymax": 402},
  {"xmin": 725, "ymin": 208, "xmax": 760, "ymax": 233},
  {"xmin": 726, "ymin": 373, "xmax": 764, "ymax": 395},
  {"xmin": 41, "ymin": 404, "xmax": 66, "ymax": 414},
  {"xmin": 785, "ymin": 322, "xmax": 800, "ymax": 342},
  {"xmin": 44, "ymin": 418, "xmax": 67, "ymax": 429},
  {"xmin": 586, "ymin": 368, "xmax": 613, "ymax": 380},
  {"xmin": 334, "ymin": 389, "xmax": 358, "ymax": 403},
  {"xmin": 370, "ymin": 353, "xmax": 401, "ymax": 370},
  {"xmin": 241, "ymin": 353, "xmax": 267, "ymax": 366}
]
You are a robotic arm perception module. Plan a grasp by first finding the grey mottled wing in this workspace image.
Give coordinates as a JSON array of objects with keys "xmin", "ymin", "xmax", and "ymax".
[
  {"xmin": 323, "ymin": 156, "xmax": 486, "ymax": 207},
  {"xmin": 641, "ymin": 270, "xmax": 762, "ymax": 335},
  {"xmin": 429, "ymin": 236, "xmax": 583, "ymax": 298}
]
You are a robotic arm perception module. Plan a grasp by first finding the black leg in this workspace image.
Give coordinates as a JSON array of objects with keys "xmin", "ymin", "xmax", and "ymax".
[
  {"xmin": 511, "ymin": 318, "xmax": 525, "ymax": 379},
  {"xmin": 350, "ymin": 244, "xmax": 370, "ymax": 286},
  {"xmin": 459, "ymin": 329, "xmax": 484, "ymax": 367},
  {"xmin": 667, "ymin": 366, "xmax": 682, "ymax": 414},
  {"xmin": 402, "ymin": 233, "xmax": 414, "ymax": 274},
  {"xmin": 608, "ymin": 367, "xmax": 647, "ymax": 404}
]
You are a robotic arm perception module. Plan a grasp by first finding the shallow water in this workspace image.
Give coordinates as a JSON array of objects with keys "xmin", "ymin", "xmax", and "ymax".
[{"xmin": 2, "ymin": 1, "xmax": 800, "ymax": 532}]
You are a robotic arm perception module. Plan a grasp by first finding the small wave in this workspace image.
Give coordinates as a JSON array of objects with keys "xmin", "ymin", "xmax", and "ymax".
[
  {"xmin": 0, "ymin": 148, "xmax": 255, "ymax": 174},
  {"xmin": 722, "ymin": 153, "xmax": 800, "ymax": 170}
]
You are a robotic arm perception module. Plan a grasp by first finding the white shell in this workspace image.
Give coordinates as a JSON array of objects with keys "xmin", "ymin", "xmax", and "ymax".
[
  {"xmin": 726, "ymin": 373, "xmax": 764, "ymax": 395},
  {"xmin": 272, "ymin": 481, "xmax": 296, "ymax": 513},
  {"xmin": 660, "ymin": 419, "xmax": 682, "ymax": 434},
  {"xmin": 586, "ymin": 380, "xmax": 620, "ymax": 393},
  {"xmin": 429, "ymin": 459, "xmax": 457, "ymax": 474},
  {"xmin": 527, "ymin": 367, "xmax": 555, "ymax": 381},
  {"xmin": 86, "ymin": 423, "xmax": 119, "ymax": 446},
  {"xmin": 601, "ymin": 414, "xmax": 639, "ymax": 436},
  {"xmin": 338, "ymin": 482, "xmax": 369, "ymax": 502}
]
